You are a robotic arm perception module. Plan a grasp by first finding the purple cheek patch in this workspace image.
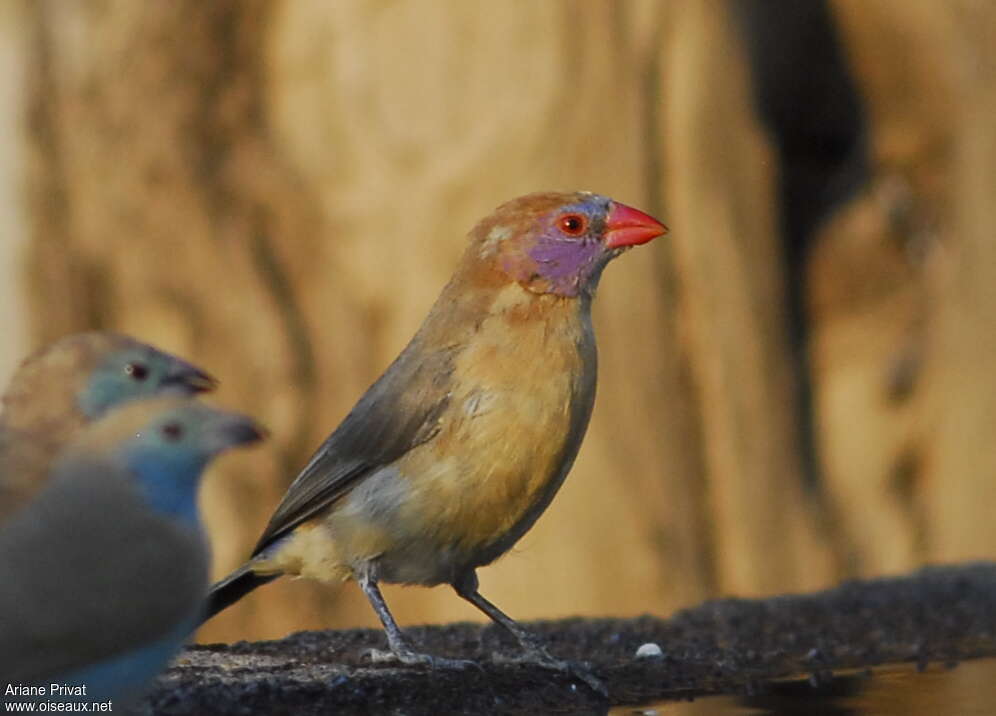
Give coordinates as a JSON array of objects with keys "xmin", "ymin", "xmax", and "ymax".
[{"xmin": 528, "ymin": 235, "xmax": 604, "ymax": 296}]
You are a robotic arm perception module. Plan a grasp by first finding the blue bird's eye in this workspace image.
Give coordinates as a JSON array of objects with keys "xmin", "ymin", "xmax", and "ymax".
[
  {"xmin": 161, "ymin": 422, "xmax": 184, "ymax": 441},
  {"xmin": 557, "ymin": 213, "xmax": 588, "ymax": 237},
  {"xmin": 124, "ymin": 362, "xmax": 149, "ymax": 381}
]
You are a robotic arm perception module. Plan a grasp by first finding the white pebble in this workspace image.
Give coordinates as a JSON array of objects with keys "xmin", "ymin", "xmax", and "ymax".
[{"xmin": 635, "ymin": 642, "xmax": 663, "ymax": 658}]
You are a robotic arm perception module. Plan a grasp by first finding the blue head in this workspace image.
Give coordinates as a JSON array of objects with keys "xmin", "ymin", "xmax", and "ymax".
[
  {"xmin": 472, "ymin": 191, "xmax": 667, "ymax": 297},
  {"xmin": 65, "ymin": 397, "xmax": 263, "ymax": 527},
  {"xmin": 75, "ymin": 334, "xmax": 216, "ymax": 418},
  {"xmin": 1, "ymin": 333, "xmax": 217, "ymax": 439}
]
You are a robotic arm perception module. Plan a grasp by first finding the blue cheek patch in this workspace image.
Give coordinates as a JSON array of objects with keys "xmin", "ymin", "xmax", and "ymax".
[
  {"xmin": 79, "ymin": 373, "xmax": 157, "ymax": 419},
  {"xmin": 77, "ymin": 376, "xmax": 120, "ymax": 419}
]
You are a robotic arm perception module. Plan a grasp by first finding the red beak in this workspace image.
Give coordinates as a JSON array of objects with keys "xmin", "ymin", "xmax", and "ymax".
[{"xmin": 604, "ymin": 201, "xmax": 668, "ymax": 249}]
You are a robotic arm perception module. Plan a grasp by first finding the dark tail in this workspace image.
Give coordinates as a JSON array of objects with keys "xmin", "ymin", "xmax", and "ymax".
[{"xmin": 202, "ymin": 563, "xmax": 279, "ymax": 624}]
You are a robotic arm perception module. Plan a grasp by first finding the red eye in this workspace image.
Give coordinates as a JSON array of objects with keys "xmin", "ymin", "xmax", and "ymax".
[{"xmin": 557, "ymin": 213, "xmax": 588, "ymax": 236}]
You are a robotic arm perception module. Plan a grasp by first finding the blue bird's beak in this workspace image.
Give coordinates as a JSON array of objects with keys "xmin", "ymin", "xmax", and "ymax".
[
  {"xmin": 213, "ymin": 414, "xmax": 267, "ymax": 450},
  {"xmin": 182, "ymin": 405, "xmax": 267, "ymax": 456},
  {"xmin": 164, "ymin": 361, "xmax": 218, "ymax": 393}
]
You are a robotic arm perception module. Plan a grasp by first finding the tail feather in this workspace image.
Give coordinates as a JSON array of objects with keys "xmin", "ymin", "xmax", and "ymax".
[{"xmin": 202, "ymin": 563, "xmax": 279, "ymax": 624}]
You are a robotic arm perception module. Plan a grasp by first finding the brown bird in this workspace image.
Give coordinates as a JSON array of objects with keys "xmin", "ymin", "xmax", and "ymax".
[{"xmin": 206, "ymin": 192, "xmax": 666, "ymax": 687}]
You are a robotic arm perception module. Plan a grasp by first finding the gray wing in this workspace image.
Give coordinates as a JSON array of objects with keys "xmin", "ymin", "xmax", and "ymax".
[
  {"xmin": 253, "ymin": 340, "xmax": 456, "ymax": 554},
  {"xmin": 0, "ymin": 458, "xmax": 208, "ymax": 684}
]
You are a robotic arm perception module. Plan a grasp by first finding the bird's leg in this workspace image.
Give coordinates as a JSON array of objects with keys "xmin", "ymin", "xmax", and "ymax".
[
  {"xmin": 357, "ymin": 570, "xmax": 411, "ymax": 657},
  {"xmin": 453, "ymin": 571, "xmax": 606, "ymax": 695},
  {"xmin": 453, "ymin": 571, "xmax": 545, "ymax": 653},
  {"xmin": 357, "ymin": 568, "xmax": 471, "ymax": 670}
]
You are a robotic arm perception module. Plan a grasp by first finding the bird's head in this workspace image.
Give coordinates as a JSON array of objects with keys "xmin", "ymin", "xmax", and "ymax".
[
  {"xmin": 1, "ymin": 333, "xmax": 217, "ymax": 434},
  {"xmin": 472, "ymin": 192, "xmax": 667, "ymax": 298},
  {"xmin": 66, "ymin": 396, "xmax": 264, "ymax": 523},
  {"xmin": 77, "ymin": 334, "xmax": 217, "ymax": 418}
]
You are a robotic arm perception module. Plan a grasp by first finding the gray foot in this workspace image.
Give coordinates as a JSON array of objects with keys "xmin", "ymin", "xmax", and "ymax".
[
  {"xmin": 366, "ymin": 646, "xmax": 476, "ymax": 671},
  {"xmin": 493, "ymin": 646, "xmax": 607, "ymax": 697}
]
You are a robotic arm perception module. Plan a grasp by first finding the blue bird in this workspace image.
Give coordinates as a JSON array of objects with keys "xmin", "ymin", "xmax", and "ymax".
[
  {"xmin": 0, "ymin": 332, "xmax": 216, "ymax": 521},
  {"xmin": 0, "ymin": 396, "xmax": 262, "ymax": 707}
]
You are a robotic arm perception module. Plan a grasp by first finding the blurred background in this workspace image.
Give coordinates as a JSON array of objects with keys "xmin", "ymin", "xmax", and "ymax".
[{"xmin": 0, "ymin": 0, "xmax": 993, "ymax": 647}]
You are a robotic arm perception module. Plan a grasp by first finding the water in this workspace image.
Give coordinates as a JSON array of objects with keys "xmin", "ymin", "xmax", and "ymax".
[{"xmin": 613, "ymin": 658, "xmax": 996, "ymax": 715}]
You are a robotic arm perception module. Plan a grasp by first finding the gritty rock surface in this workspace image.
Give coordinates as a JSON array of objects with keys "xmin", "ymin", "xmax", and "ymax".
[{"xmin": 139, "ymin": 563, "xmax": 996, "ymax": 715}]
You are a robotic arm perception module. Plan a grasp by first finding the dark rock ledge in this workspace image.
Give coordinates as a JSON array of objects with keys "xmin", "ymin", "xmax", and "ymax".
[{"xmin": 141, "ymin": 563, "xmax": 996, "ymax": 715}]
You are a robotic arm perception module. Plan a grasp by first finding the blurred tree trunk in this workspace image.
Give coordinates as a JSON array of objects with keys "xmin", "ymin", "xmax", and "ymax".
[
  {"xmin": 808, "ymin": 0, "xmax": 996, "ymax": 574},
  {"xmin": 13, "ymin": 0, "xmax": 995, "ymax": 648},
  {"xmin": 0, "ymin": 2, "xmax": 29, "ymax": 385}
]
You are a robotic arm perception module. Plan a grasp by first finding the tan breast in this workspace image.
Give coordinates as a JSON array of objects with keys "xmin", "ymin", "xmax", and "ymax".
[
  {"xmin": 265, "ymin": 282, "xmax": 594, "ymax": 586},
  {"xmin": 393, "ymin": 284, "xmax": 588, "ymax": 552}
]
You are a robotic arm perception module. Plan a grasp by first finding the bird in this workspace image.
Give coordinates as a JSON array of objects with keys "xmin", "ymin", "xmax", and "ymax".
[
  {"xmin": 205, "ymin": 191, "xmax": 666, "ymax": 685},
  {"xmin": 0, "ymin": 396, "xmax": 263, "ymax": 705},
  {"xmin": 0, "ymin": 332, "xmax": 216, "ymax": 521}
]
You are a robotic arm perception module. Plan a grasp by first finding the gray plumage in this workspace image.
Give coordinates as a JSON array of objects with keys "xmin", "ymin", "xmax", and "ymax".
[
  {"xmin": 0, "ymin": 396, "xmax": 262, "ymax": 699},
  {"xmin": 0, "ymin": 459, "xmax": 207, "ymax": 684}
]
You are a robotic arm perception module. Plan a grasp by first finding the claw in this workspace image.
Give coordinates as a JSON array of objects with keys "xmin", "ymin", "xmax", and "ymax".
[
  {"xmin": 365, "ymin": 647, "xmax": 477, "ymax": 671},
  {"xmin": 493, "ymin": 647, "xmax": 607, "ymax": 697}
]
